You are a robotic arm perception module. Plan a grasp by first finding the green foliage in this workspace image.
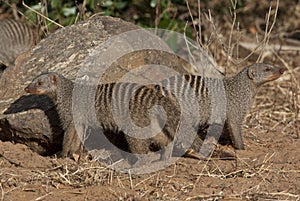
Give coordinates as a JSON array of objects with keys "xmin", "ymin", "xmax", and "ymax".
[
  {"xmin": 2, "ymin": 0, "xmax": 191, "ymax": 36},
  {"xmin": 102, "ymin": 1, "xmax": 129, "ymax": 15},
  {"xmin": 22, "ymin": 0, "xmax": 77, "ymax": 27},
  {"xmin": 8, "ymin": 0, "xmax": 133, "ymax": 28}
]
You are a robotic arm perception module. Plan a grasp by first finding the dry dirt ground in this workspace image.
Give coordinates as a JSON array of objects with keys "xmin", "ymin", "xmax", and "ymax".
[
  {"xmin": 1, "ymin": 1, "xmax": 300, "ymax": 201},
  {"xmin": 1, "ymin": 77, "xmax": 299, "ymax": 201}
]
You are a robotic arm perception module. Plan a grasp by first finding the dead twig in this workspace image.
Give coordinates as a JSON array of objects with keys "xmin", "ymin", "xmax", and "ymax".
[
  {"xmin": 33, "ymin": 192, "xmax": 52, "ymax": 201},
  {"xmin": 0, "ymin": 183, "xmax": 4, "ymax": 201},
  {"xmin": 22, "ymin": 0, "xmax": 63, "ymax": 28},
  {"xmin": 257, "ymin": 0, "xmax": 279, "ymax": 62},
  {"xmin": 0, "ymin": 152, "xmax": 22, "ymax": 167}
]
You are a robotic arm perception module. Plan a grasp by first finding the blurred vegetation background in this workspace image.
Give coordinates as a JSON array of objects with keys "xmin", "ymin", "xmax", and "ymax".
[
  {"xmin": 1, "ymin": 1, "xmax": 299, "ymax": 36},
  {"xmin": 1, "ymin": 0, "xmax": 299, "ymax": 66},
  {"xmin": 0, "ymin": 0, "xmax": 273, "ymax": 37},
  {"xmin": 1, "ymin": 0, "xmax": 299, "ymax": 41}
]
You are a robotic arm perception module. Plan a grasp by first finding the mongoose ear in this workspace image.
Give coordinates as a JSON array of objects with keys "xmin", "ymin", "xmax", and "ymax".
[
  {"xmin": 247, "ymin": 67, "xmax": 255, "ymax": 79},
  {"xmin": 50, "ymin": 74, "xmax": 57, "ymax": 84}
]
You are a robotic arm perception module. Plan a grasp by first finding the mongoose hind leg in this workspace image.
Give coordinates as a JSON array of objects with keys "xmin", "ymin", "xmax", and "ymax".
[
  {"xmin": 60, "ymin": 126, "xmax": 83, "ymax": 160},
  {"xmin": 125, "ymin": 133, "xmax": 173, "ymax": 167},
  {"xmin": 213, "ymin": 145, "xmax": 236, "ymax": 159},
  {"xmin": 69, "ymin": 132, "xmax": 84, "ymax": 161},
  {"xmin": 152, "ymin": 131, "xmax": 174, "ymax": 162},
  {"xmin": 181, "ymin": 133, "xmax": 205, "ymax": 159},
  {"xmin": 184, "ymin": 148, "xmax": 205, "ymax": 160},
  {"xmin": 160, "ymin": 141, "xmax": 173, "ymax": 161}
]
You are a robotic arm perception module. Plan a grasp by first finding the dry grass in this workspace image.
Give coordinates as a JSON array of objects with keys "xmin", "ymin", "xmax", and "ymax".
[
  {"xmin": 185, "ymin": 0, "xmax": 299, "ymax": 136},
  {"xmin": 1, "ymin": 0, "xmax": 299, "ymax": 200},
  {"xmin": 1, "ymin": 150, "xmax": 299, "ymax": 200}
]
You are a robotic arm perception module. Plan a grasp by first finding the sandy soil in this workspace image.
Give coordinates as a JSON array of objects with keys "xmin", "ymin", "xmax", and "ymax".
[
  {"xmin": 1, "ymin": 132, "xmax": 299, "ymax": 201},
  {"xmin": 1, "ymin": 1, "xmax": 300, "ymax": 200},
  {"xmin": 1, "ymin": 74, "xmax": 299, "ymax": 200}
]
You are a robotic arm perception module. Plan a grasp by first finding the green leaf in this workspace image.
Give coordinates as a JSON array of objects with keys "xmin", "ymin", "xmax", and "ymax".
[
  {"xmin": 51, "ymin": 0, "xmax": 60, "ymax": 8},
  {"xmin": 115, "ymin": 2, "xmax": 127, "ymax": 10},
  {"xmin": 87, "ymin": 0, "xmax": 95, "ymax": 9},
  {"xmin": 150, "ymin": 0, "xmax": 157, "ymax": 8},
  {"xmin": 165, "ymin": 32, "xmax": 179, "ymax": 52},
  {"xmin": 63, "ymin": 7, "xmax": 76, "ymax": 17},
  {"xmin": 104, "ymin": 9, "xmax": 113, "ymax": 15},
  {"xmin": 102, "ymin": 0, "xmax": 113, "ymax": 7}
]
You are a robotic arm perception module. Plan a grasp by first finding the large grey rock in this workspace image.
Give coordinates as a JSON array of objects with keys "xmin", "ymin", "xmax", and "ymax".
[{"xmin": 0, "ymin": 16, "xmax": 195, "ymax": 155}]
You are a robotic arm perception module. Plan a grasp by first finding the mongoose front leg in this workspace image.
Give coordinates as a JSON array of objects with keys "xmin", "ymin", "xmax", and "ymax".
[
  {"xmin": 226, "ymin": 119, "xmax": 245, "ymax": 150},
  {"xmin": 60, "ymin": 126, "xmax": 75, "ymax": 157}
]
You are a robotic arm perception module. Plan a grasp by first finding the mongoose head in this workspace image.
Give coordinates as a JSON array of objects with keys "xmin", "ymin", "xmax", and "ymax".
[
  {"xmin": 247, "ymin": 63, "xmax": 286, "ymax": 86},
  {"xmin": 25, "ymin": 72, "xmax": 59, "ymax": 99}
]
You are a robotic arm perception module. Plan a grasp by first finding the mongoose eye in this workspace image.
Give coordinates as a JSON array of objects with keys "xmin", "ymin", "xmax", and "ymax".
[
  {"xmin": 36, "ymin": 81, "xmax": 42, "ymax": 86},
  {"xmin": 265, "ymin": 67, "xmax": 271, "ymax": 72}
]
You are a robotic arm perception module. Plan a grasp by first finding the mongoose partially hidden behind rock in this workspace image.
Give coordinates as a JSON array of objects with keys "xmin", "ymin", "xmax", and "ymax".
[
  {"xmin": 24, "ymin": 63, "xmax": 285, "ymax": 163},
  {"xmin": 0, "ymin": 19, "xmax": 36, "ymax": 74},
  {"xmin": 25, "ymin": 73, "xmax": 182, "ymax": 163}
]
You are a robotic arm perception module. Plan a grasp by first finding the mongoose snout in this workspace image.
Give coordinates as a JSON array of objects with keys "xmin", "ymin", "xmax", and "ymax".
[
  {"xmin": 279, "ymin": 68, "xmax": 286, "ymax": 74},
  {"xmin": 247, "ymin": 64, "xmax": 286, "ymax": 85},
  {"xmin": 263, "ymin": 66, "xmax": 286, "ymax": 81},
  {"xmin": 24, "ymin": 86, "xmax": 36, "ymax": 93},
  {"xmin": 25, "ymin": 73, "xmax": 58, "ymax": 98}
]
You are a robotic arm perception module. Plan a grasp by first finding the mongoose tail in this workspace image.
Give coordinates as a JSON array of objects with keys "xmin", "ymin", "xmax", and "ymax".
[{"xmin": 224, "ymin": 63, "xmax": 286, "ymax": 150}]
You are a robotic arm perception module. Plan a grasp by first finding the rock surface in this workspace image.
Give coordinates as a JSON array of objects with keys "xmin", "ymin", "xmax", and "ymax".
[{"xmin": 0, "ymin": 16, "xmax": 195, "ymax": 155}]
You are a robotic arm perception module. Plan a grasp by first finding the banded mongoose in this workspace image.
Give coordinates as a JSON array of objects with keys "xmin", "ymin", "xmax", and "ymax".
[
  {"xmin": 25, "ymin": 73, "xmax": 181, "ymax": 162},
  {"xmin": 0, "ymin": 19, "xmax": 36, "ymax": 73},
  {"xmin": 24, "ymin": 63, "xmax": 285, "ymax": 161}
]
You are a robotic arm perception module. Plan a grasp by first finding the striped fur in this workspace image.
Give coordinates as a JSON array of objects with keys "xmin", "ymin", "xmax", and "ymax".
[
  {"xmin": 64, "ymin": 73, "xmax": 221, "ymax": 158},
  {"xmin": 0, "ymin": 19, "xmax": 36, "ymax": 67},
  {"xmin": 95, "ymin": 81, "xmax": 181, "ymax": 155},
  {"xmin": 25, "ymin": 63, "xmax": 285, "ymax": 161},
  {"xmin": 25, "ymin": 72, "xmax": 209, "ymax": 159}
]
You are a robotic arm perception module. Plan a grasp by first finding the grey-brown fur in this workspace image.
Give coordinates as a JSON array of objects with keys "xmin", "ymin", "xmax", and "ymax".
[
  {"xmin": 24, "ymin": 73, "xmax": 82, "ymax": 157},
  {"xmin": 185, "ymin": 63, "xmax": 286, "ymax": 153},
  {"xmin": 95, "ymin": 81, "xmax": 180, "ymax": 153},
  {"xmin": 222, "ymin": 63, "xmax": 285, "ymax": 149},
  {"xmin": 156, "ymin": 63, "xmax": 285, "ymax": 153},
  {"xmin": 25, "ymin": 63, "xmax": 285, "ymax": 161},
  {"xmin": 0, "ymin": 19, "xmax": 36, "ymax": 70},
  {"xmin": 25, "ymin": 73, "xmax": 181, "ymax": 161}
]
